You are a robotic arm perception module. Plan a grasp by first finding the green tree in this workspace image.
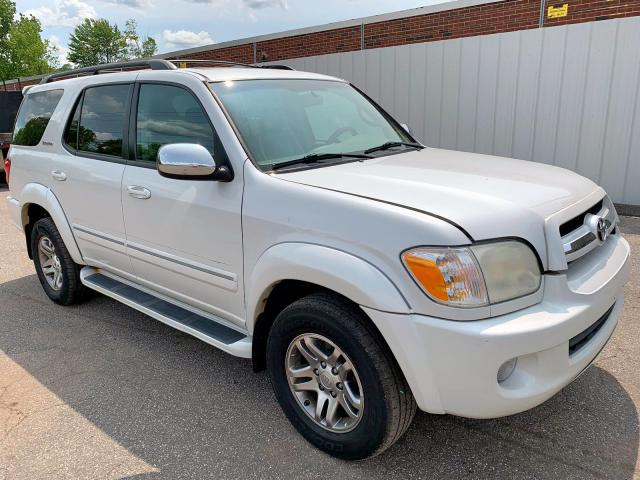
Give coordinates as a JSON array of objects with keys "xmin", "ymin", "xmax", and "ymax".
[
  {"xmin": 0, "ymin": 0, "xmax": 56, "ymax": 82},
  {"xmin": 124, "ymin": 19, "xmax": 158, "ymax": 59},
  {"xmin": 13, "ymin": 117, "xmax": 50, "ymax": 146},
  {"xmin": 68, "ymin": 18, "xmax": 127, "ymax": 66},
  {"xmin": 68, "ymin": 18, "xmax": 158, "ymax": 68},
  {"xmin": 0, "ymin": 0, "xmax": 15, "ymax": 41}
]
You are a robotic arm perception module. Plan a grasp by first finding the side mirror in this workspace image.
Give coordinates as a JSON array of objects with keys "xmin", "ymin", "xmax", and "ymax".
[
  {"xmin": 157, "ymin": 143, "xmax": 232, "ymax": 181},
  {"xmin": 400, "ymin": 123, "xmax": 413, "ymax": 136}
]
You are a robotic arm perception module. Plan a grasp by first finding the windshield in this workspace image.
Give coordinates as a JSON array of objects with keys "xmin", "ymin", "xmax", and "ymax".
[{"xmin": 210, "ymin": 79, "xmax": 413, "ymax": 169}]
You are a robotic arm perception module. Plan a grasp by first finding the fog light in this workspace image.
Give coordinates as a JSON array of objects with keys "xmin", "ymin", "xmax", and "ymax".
[{"xmin": 497, "ymin": 357, "xmax": 518, "ymax": 383}]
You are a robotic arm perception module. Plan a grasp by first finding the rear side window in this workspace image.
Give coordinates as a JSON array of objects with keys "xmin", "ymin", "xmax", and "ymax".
[
  {"xmin": 13, "ymin": 89, "xmax": 63, "ymax": 146},
  {"xmin": 135, "ymin": 83, "xmax": 218, "ymax": 162},
  {"xmin": 64, "ymin": 84, "xmax": 131, "ymax": 157},
  {"xmin": 63, "ymin": 97, "xmax": 80, "ymax": 148}
]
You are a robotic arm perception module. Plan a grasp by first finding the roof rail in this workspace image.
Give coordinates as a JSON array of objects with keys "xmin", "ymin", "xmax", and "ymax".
[
  {"xmin": 169, "ymin": 59, "xmax": 295, "ymax": 71},
  {"xmin": 39, "ymin": 59, "xmax": 177, "ymax": 84},
  {"xmin": 257, "ymin": 64, "xmax": 296, "ymax": 71},
  {"xmin": 170, "ymin": 59, "xmax": 254, "ymax": 68}
]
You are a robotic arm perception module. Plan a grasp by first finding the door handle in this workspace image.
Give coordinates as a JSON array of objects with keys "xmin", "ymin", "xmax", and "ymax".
[
  {"xmin": 127, "ymin": 185, "xmax": 151, "ymax": 199},
  {"xmin": 51, "ymin": 170, "xmax": 67, "ymax": 181}
]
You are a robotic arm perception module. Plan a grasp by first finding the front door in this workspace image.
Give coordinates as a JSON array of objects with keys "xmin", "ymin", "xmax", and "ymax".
[{"xmin": 121, "ymin": 82, "xmax": 245, "ymax": 326}]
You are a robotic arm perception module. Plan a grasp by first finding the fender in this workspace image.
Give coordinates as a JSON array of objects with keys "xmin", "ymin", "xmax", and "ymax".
[
  {"xmin": 247, "ymin": 242, "xmax": 410, "ymax": 332},
  {"xmin": 18, "ymin": 183, "xmax": 84, "ymax": 265}
]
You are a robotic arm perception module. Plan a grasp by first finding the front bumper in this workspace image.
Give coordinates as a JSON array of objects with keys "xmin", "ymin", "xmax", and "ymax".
[{"xmin": 364, "ymin": 234, "xmax": 630, "ymax": 418}]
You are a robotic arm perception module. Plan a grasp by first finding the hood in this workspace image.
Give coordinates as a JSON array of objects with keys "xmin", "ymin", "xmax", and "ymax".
[{"xmin": 278, "ymin": 148, "xmax": 600, "ymax": 267}]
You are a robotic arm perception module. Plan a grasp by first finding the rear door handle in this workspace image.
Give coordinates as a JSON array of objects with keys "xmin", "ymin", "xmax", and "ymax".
[
  {"xmin": 51, "ymin": 170, "xmax": 67, "ymax": 181},
  {"xmin": 127, "ymin": 185, "xmax": 151, "ymax": 199}
]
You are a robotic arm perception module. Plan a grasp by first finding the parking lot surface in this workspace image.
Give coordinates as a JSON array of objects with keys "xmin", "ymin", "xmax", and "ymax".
[{"xmin": 0, "ymin": 186, "xmax": 638, "ymax": 479}]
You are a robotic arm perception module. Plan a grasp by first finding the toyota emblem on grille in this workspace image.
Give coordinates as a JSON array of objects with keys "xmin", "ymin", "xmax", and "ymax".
[{"xmin": 596, "ymin": 216, "xmax": 608, "ymax": 242}]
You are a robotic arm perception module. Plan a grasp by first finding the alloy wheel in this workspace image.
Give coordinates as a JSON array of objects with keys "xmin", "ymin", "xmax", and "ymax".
[
  {"xmin": 285, "ymin": 333, "xmax": 364, "ymax": 433},
  {"xmin": 38, "ymin": 236, "xmax": 63, "ymax": 291}
]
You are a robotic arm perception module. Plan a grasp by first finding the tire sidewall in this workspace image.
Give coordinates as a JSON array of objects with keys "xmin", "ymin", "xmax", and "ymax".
[
  {"xmin": 31, "ymin": 219, "xmax": 75, "ymax": 304},
  {"xmin": 267, "ymin": 299, "xmax": 390, "ymax": 459}
]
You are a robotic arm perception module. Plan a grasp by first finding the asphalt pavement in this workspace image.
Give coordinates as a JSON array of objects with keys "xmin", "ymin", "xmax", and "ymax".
[{"xmin": 1, "ymin": 186, "xmax": 639, "ymax": 479}]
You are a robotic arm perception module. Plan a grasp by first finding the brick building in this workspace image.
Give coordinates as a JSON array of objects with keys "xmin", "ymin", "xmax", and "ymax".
[{"xmin": 3, "ymin": 0, "xmax": 640, "ymax": 90}]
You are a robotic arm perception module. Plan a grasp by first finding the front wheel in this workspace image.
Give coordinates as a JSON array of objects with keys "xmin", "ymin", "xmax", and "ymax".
[{"xmin": 266, "ymin": 293, "xmax": 416, "ymax": 459}]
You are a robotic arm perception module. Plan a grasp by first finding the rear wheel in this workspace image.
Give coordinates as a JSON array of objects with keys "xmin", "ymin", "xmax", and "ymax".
[
  {"xmin": 31, "ymin": 217, "xmax": 87, "ymax": 305},
  {"xmin": 266, "ymin": 292, "xmax": 416, "ymax": 459}
]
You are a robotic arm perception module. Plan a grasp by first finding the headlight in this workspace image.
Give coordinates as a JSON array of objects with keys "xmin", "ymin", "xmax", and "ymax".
[
  {"xmin": 401, "ymin": 240, "xmax": 541, "ymax": 308},
  {"xmin": 470, "ymin": 241, "xmax": 541, "ymax": 304}
]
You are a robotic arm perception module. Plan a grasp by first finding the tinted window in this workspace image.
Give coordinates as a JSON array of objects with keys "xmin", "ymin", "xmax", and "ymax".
[
  {"xmin": 136, "ymin": 84, "xmax": 216, "ymax": 162},
  {"xmin": 13, "ymin": 89, "xmax": 63, "ymax": 146},
  {"xmin": 63, "ymin": 97, "xmax": 80, "ymax": 149},
  {"xmin": 77, "ymin": 84, "xmax": 130, "ymax": 157}
]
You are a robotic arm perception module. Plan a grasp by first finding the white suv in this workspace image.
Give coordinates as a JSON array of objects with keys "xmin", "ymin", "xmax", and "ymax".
[{"xmin": 4, "ymin": 59, "xmax": 630, "ymax": 459}]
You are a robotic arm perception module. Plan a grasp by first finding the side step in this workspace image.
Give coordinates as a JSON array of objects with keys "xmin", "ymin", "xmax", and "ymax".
[{"xmin": 80, "ymin": 267, "xmax": 252, "ymax": 358}]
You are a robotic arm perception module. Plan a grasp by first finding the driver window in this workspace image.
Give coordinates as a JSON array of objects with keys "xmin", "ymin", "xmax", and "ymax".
[{"xmin": 136, "ymin": 84, "xmax": 223, "ymax": 162}]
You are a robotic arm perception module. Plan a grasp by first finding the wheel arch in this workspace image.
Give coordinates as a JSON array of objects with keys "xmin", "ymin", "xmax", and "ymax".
[
  {"xmin": 19, "ymin": 183, "xmax": 84, "ymax": 264},
  {"xmin": 247, "ymin": 243, "xmax": 410, "ymax": 371}
]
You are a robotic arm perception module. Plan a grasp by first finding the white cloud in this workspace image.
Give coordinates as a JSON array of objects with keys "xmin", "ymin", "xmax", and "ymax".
[
  {"xmin": 24, "ymin": 0, "xmax": 96, "ymax": 28},
  {"xmin": 162, "ymin": 29, "xmax": 214, "ymax": 49},
  {"xmin": 98, "ymin": 0, "xmax": 154, "ymax": 9},
  {"xmin": 183, "ymin": 0, "xmax": 287, "ymax": 8},
  {"xmin": 243, "ymin": 0, "xmax": 287, "ymax": 9},
  {"xmin": 48, "ymin": 35, "xmax": 70, "ymax": 65}
]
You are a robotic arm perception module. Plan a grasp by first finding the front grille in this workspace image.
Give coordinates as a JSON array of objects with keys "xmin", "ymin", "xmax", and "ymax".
[
  {"xmin": 559, "ymin": 200, "xmax": 603, "ymax": 237},
  {"xmin": 569, "ymin": 304, "xmax": 614, "ymax": 356},
  {"xmin": 560, "ymin": 196, "xmax": 616, "ymax": 263}
]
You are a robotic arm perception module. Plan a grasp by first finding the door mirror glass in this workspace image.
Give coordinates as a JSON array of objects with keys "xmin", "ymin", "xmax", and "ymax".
[{"xmin": 157, "ymin": 143, "xmax": 216, "ymax": 178}]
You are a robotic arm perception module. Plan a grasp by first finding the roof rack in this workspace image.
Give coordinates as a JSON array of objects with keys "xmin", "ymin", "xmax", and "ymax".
[
  {"xmin": 39, "ymin": 59, "xmax": 177, "ymax": 84},
  {"xmin": 168, "ymin": 59, "xmax": 295, "ymax": 71},
  {"xmin": 38, "ymin": 58, "xmax": 296, "ymax": 85},
  {"xmin": 258, "ymin": 64, "xmax": 296, "ymax": 71}
]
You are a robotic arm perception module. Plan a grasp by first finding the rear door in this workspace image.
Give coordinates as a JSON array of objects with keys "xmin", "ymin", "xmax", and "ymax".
[
  {"xmin": 48, "ymin": 78, "xmax": 136, "ymax": 279},
  {"xmin": 121, "ymin": 79, "xmax": 245, "ymax": 326}
]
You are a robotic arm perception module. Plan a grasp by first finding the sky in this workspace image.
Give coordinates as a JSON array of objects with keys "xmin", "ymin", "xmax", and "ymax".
[{"xmin": 14, "ymin": 0, "xmax": 450, "ymax": 65}]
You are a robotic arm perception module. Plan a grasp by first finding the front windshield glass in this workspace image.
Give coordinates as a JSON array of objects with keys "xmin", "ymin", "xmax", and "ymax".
[{"xmin": 210, "ymin": 79, "xmax": 412, "ymax": 168}]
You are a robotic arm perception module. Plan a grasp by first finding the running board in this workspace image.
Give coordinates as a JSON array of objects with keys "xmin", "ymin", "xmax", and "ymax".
[{"xmin": 80, "ymin": 267, "xmax": 252, "ymax": 358}]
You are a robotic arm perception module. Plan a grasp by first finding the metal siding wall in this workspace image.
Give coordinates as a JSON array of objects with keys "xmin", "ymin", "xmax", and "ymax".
[{"xmin": 268, "ymin": 16, "xmax": 640, "ymax": 205}]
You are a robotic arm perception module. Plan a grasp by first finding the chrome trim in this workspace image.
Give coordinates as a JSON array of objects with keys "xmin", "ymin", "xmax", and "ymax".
[
  {"xmin": 564, "ymin": 230, "xmax": 596, "ymax": 255},
  {"xmin": 126, "ymin": 185, "xmax": 151, "ymax": 199},
  {"xmin": 73, "ymin": 225, "xmax": 125, "ymax": 246},
  {"xmin": 157, "ymin": 143, "xmax": 216, "ymax": 177},
  {"xmin": 73, "ymin": 224, "xmax": 236, "ymax": 282},
  {"xmin": 562, "ymin": 196, "xmax": 617, "ymax": 263},
  {"xmin": 126, "ymin": 243, "xmax": 236, "ymax": 281}
]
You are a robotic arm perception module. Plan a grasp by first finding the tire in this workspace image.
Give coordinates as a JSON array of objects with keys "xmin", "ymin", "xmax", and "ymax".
[
  {"xmin": 266, "ymin": 292, "xmax": 416, "ymax": 460},
  {"xmin": 31, "ymin": 217, "xmax": 87, "ymax": 305}
]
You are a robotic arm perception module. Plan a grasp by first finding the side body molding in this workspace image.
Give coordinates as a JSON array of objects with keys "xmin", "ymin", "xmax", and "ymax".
[
  {"xmin": 18, "ymin": 183, "xmax": 84, "ymax": 264},
  {"xmin": 246, "ymin": 242, "xmax": 410, "ymax": 332}
]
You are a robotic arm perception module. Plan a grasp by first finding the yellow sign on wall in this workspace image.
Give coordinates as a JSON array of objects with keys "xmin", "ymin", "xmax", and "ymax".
[{"xmin": 547, "ymin": 3, "xmax": 569, "ymax": 18}]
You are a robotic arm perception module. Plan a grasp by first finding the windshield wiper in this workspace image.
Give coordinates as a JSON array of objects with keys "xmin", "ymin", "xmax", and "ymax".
[
  {"xmin": 364, "ymin": 141, "xmax": 424, "ymax": 154},
  {"xmin": 271, "ymin": 152, "xmax": 372, "ymax": 171}
]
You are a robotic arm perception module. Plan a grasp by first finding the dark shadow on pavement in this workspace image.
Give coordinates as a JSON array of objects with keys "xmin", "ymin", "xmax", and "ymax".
[{"xmin": 0, "ymin": 274, "xmax": 637, "ymax": 479}]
